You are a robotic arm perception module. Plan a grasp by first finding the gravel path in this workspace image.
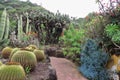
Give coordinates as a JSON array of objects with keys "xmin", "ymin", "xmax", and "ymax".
[{"xmin": 50, "ymin": 57, "xmax": 87, "ymax": 80}]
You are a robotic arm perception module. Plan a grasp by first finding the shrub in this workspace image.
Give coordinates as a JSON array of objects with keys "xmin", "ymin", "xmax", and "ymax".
[
  {"xmin": 59, "ymin": 23, "xmax": 85, "ymax": 62},
  {"xmin": 105, "ymin": 23, "xmax": 120, "ymax": 43},
  {"xmin": 11, "ymin": 50, "xmax": 37, "ymax": 71},
  {"xmin": 79, "ymin": 39, "xmax": 110, "ymax": 80}
]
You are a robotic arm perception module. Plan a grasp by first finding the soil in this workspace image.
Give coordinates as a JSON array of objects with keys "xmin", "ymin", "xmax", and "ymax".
[
  {"xmin": 50, "ymin": 57, "xmax": 87, "ymax": 80},
  {"xmin": 0, "ymin": 58, "xmax": 57, "ymax": 80}
]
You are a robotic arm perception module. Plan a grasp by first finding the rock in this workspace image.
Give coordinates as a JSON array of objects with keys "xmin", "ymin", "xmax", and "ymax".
[
  {"xmin": 27, "ymin": 62, "xmax": 57, "ymax": 80},
  {"xmin": 45, "ymin": 46, "xmax": 64, "ymax": 58}
]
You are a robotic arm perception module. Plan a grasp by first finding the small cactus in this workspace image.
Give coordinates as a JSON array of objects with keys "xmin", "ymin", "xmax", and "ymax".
[
  {"xmin": 26, "ymin": 44, "xmax": 38, "ymax": 51},
  {"xmin": 0, "ymin": 61, "xmax": 2, "ymax": 66},
  {"xmin": 9, "ymin": 48, "xmax": 20, "ymax": 60},
  {"xmin": 33, "ymin": 49, "xmax": 45, "ymax": 61},
  {"xmin": 0, "ymin": 63, "xmax": 26, "ymax": 80},
  {"xmin": 1, "ymin": 47, "xmax": 13, "ymax": 59},
  {"xmin": 11, "ymin": 50, "xmax": 37, "ymax": 70}
]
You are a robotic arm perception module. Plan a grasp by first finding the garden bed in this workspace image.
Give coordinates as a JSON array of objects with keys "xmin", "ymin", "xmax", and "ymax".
[{"xmin": 0, "ymin": 57, "xmax": 57, "ymax": 80}]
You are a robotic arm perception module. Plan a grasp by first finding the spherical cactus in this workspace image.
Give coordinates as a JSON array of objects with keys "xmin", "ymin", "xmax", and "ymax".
[
  {"xmin": 1, "ymin": 47, "xmax": 13, "ymax": 59},
  {"xmin": 33, "ymin": 49, "xmax": 46, "ymax": 61},
  {"xmin": 0, "ymin": 61, "xmax": 2, "ymax": 66},
  {"xmin": 0, "ymin": 63, "xmax": 26, "ymax": 80},
  {"xmin": 9, "ymin": 48, "xmax": 20, "ymax": 60},
  {"xmin": 11, "ymin": 50, "xmax": 37, "ymax": 70},
  {"xmin": 28, "ymin": 44, "xmax": 38, "ymax": 49},
  {"xmin": 25, "ymin": 44, "xmax": 38, "ymax": 51}
]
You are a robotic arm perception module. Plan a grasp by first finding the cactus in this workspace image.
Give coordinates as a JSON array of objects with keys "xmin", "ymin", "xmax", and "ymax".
[
  {"xmin": 0, "ymin": 61, "xmax": 2, "ymax": 66},
  {"xmin": 25, "ymin": 44, "xmax": 38, "ymax": 52},
  {"xmin": 17, "ymin": 15, "xmax": 23, "ymax": 40},
  {"xmin": 26, "ymin": 12, "xmax": 29, "ymax": 33},
  {"xmin": 0, "ymin": 63, "xmax": 26, "ymax": 80},
  {"xmin": 0, "ymin": 9, "xmax": 10, "ymax": 50},
  {"xmin": 33, "ymin": 49, "xmax": 45, "ymax": 61},
  {"xmin": 0, "ymin": 8, "xmax": 7, "ymax": 40},
  {"xmin": 9, "ymin": 48, "xmax": 20, "ymax": 60},
  {"xmin": 11, "ymin": 50, "xmax": 37, "ymax": 70},
  {"xmin": 1, "ymin": 47, "xmax": 13, "ymax": 59}
]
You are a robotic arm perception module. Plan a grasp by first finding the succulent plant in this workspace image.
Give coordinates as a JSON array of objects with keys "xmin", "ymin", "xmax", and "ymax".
[
  {"xmin": 0, "ymin": 61, "xmax": 2, "ymax": 66},
  {"xmin": 1, "ymin": 47, "xmax": 13, "ymax": 59},
  {"xmin": 11, "ymin": 50, "xmax": 37, "ymax": 70},
  {"xmin": 9, "ymin": 48, "xmax": 20, "ymax": 60},
  {"xmin": 33, "ymin": 49, "xmax": 46, "ymax": 61},
  {"xmin": 25, "ymin": 44, "xmax": 38, "ymax": 51},
  {"xmin": 0, "ymin": 63, "xmax": 26, "ymax": 80}
]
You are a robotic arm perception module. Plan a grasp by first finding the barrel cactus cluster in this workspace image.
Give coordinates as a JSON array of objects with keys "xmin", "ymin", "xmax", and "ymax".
[
  {"xmin": 0, "ymin": 62, "xmax": 26, "ymax": 80},
  {"xmin": 0, "ymin": 44, "xmax": 46, "ymax": 80}
]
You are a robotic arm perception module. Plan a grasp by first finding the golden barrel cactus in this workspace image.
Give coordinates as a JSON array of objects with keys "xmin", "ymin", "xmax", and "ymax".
[
  {"xmin": 33, "ymin": 49, "xmax": 46, "ymax": 61},
  {"xmin": 11, "ymin": 50, "xmax": 37, "ymax": 70},
  {"xmin": 25, "ymin": 44, "xmax": 38, "ymax": 51},
  {"xmin": 0, "ymin": 63, "xmax": 26, "ymax": 80},
  {"xmin": 1, "ymin": 47, "xmax": 13, "ymax": 59},
  {"xmin": 9, "ymin": 48, "xmax": 20, "ymax": 60}
]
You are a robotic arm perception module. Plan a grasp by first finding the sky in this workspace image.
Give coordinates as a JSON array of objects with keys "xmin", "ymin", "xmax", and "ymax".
[{"xmin": 21, "ymin": 0, "xmax": 99, "ymax": 18}]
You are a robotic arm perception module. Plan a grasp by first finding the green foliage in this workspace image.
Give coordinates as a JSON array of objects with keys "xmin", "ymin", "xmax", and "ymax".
[
  {"xmin": 79, "ymin": 39, "xmax": 110, "ymax": 80},
  {"xmin": 25, "ymin": 66, "xmax": 31, "ymax": 74},
  {"xmin": 0, "ymin": 64, "xmax": 26, "ymax": 80},
  {"xmin": 60, "ymin": 23, "xmax": 85, "ymax": 61},
  {"xmin": 105, "ymin": 24, "xmax": 120, "ymax": 43},
  {"xmin": 11, "ymin": 50, "xmax": 37, "ymax": 70}
]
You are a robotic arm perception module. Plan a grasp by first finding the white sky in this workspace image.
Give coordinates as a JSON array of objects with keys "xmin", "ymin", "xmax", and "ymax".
[{"xmin": 21, "ymin": 0, "xmax": 99, "ymax": 18}]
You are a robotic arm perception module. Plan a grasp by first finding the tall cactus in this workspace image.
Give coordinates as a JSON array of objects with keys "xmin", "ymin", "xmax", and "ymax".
[
  {"xmin": 18, "ymin": 15, "xmax": 23, "ymax": 40},
  {"xmin": 0, "ymin": 8, "xmax": 10, "ymax": 50},
  {"xmin": 4, "ymin": 15, "xmax": 10, "ymax": 39},
  {"xmin": 0, "ymin": 8, "xmax": 7, "ymax": 40},
  {"xmin": 26, "ymin": 12, "xmax": 29, "ymax": 33}
]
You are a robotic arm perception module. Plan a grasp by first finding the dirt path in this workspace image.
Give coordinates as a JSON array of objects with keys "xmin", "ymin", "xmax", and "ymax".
[{"xmin": 50, "ymin": 57, "xmax": 87, "ymax": 80}]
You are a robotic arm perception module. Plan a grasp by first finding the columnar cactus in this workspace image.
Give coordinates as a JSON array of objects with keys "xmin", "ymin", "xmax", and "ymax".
[
  {"xmin": 0, "ymin": 63, "xmax": 26, "ymax": 80},
  {"xmin": 33, "ymin": 49, "xmax": 46, "ymax": 61},
  {"xmin": 11, "ymin": 50, "xmax": 37, "ymax": 70},
  {"xmin": 17, "ymin": 15, "xmax": 23, "ymax": 40},
  {"xmin": 1, "ymin": 47, "xmax": 13, "ymax": 59},
  {"xmin": 0, "ymin": 8, "xmax": 10, "ymax": 39}
]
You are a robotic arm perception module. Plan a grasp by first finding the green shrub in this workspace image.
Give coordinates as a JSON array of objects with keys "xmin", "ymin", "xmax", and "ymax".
[
  {"xmin": 105, "ymin": 23, "xmax": 120, "ymax": 43},
  {"xmin": 11, "ymin": 50, "xmax": 37, "ymax": 71},
  {"xmin": 59, "ymin": 23, "xmax": 85, "ymax": 62}
]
